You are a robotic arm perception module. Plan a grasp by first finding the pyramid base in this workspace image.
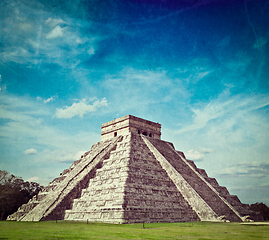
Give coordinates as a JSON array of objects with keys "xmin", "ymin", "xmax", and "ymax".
[{"xmin": 64, "ymin": 207, "xmax": 200, "ymax": 224}]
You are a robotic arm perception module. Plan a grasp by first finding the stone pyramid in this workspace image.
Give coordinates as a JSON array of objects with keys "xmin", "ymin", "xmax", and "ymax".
[{"xmin": 8, "ymin": 115, "xmax": 262, "ymax": 223}]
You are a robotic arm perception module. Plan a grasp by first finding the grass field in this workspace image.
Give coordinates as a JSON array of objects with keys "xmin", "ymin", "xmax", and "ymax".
[{"xmin": 0, "ymin": 221, "xmax": 268, "ymax": 240}]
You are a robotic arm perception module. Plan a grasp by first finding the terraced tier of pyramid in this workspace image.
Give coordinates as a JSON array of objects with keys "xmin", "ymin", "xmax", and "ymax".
[{"xmin": 7, "ymin": 115, "xmax": 263, "ymax": 223}]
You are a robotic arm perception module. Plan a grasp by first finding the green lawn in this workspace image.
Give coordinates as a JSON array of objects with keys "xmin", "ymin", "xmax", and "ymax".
[{"xmin": 0, "ymin": 221, "xmax": 268, "ymax": 240}]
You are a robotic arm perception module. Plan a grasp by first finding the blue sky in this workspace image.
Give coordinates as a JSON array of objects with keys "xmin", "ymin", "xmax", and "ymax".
[{"xmin": 0, "ymin": 0, "xmax": 269, "ymax": 206}]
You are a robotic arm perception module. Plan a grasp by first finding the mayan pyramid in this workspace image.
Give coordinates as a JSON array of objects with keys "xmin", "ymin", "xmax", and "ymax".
[{"xmin": 8, "ymin": 115, "xmax": 262, "ymax": 223}]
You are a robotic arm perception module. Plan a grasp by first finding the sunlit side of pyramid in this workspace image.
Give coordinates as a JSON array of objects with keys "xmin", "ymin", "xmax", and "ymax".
[{"xmin": 7, "ymin": 115, "xmax": 263, "ymax": 223}]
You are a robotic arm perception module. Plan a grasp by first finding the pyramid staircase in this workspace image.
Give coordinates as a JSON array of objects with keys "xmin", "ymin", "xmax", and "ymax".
[{"xmin": 7, "ymin": 115, "xmax": 263, "ymax": 223}]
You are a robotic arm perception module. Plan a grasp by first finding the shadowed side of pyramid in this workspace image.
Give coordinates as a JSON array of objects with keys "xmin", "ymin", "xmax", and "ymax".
[{"xmin": 144, "ymin": 136, "xmax": 263, "ymax": 222}]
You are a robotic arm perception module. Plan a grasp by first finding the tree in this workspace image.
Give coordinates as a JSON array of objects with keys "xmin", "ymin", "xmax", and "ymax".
[
  {"xmin": 250, "ymin": 202, "xmax": 269, "ymax": 221},
  {"xmin": 0, "ymin": 170, "xmax": 43, "ymax": 220}
]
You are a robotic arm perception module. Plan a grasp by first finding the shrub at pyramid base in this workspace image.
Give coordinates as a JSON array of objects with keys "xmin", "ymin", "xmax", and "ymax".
[{"xmin": 7, "ymin": 115, "xmax": 263, "ymax": 223}]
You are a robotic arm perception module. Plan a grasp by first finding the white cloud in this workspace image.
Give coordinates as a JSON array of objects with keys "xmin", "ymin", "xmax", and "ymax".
[
  {"xmin": 44, "ymin": 97, "xmax": 54, "ymax": 103},
  {"xmin": 185, "ymin": 147, "xmax": 216, "ymax": 161},
  {"xmin": 42, "ymin": 149, "xmax": 88, "ymax": 162},
  {"xmin": 0, "ymin": 4, "xmax": 98, "ymax": 77},
  {"xmin": 76, "ymin": 37, "xmax": 89, "ymax": 44},
  {"xmin": 26, "ymin": 176, "xmax": 39, "ymax": 182},
  {"xmin": 197, "ymin": 71, "xmax": 210, "ymax": 79},
  {"xmin": 176, "ymin": 59, "xmax": 213, "ymax": 84},
  {"xmin": 176, "ymin": 92, "xmax": 269, "ymax": 134},
  {"xmin": 216, "ymin": 161, "xmax": 269, "ymax": 178},
  {"xmin": 45, "ymin": 18, "xmax": 65, "ymax": 28},
  {"xmin": 185, "ymin": 150, "xmax": 204, "ymax": 161},
  {"xmin": 54, "ymin": 98, "xmax": 108, "ymax": 119},
  {"xmin": 36, "ymin": 96, "xmax": 55, "ymax": 103},
  {"xmin": 46, "ymin": 25, "xmax": 66, "ymax": 39},
  {"xmin": 0, "ymin": 94, "xmax": 49, "ymax": 123},
  {"xmin": 101, "ymin": 68, "xmax": 188, "ymax": 114},
  {"xmin": 87, "ymin": 46, "xmax": 95, "ymax": 55},
  {"xmin": 1, "ymin": 47, "xmax": 31, "ymax": 64},
  {"xmin": 23, "ymin": 148, "xmax": 37, "ymax": 155},
  {"xmin": 0, "ymin": 93, "xmax": 70, "ymax": 148}
]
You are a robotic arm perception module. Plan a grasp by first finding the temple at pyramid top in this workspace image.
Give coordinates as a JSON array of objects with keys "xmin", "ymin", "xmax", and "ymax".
[{"xmin": 101, "ymin": 115, "xmax": 161, "ymax": 140}]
